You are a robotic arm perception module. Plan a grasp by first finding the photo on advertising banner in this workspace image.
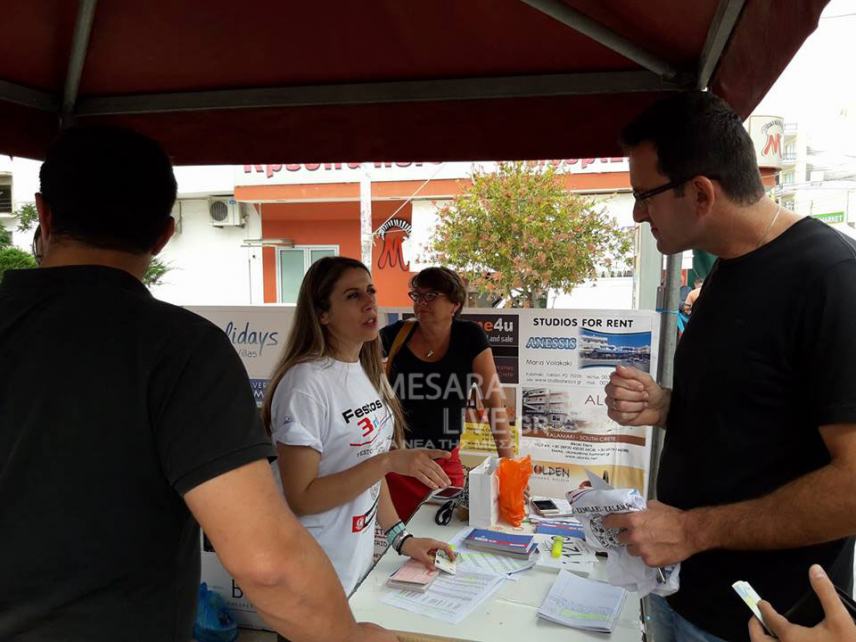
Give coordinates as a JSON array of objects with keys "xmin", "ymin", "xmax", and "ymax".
[
  {"xmin": 521, "ymin": 386, "xmax": 646, "ymax": 439},
  {"xmin": 579, "ymin": 328, "xmax": 651, "ymax": 372},
  {"xmin": 460, "ymin": 385, "xmax": 520, "ymax": 454}
]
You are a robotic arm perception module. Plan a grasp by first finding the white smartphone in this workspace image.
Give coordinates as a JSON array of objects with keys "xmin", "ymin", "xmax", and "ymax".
[
  {"xmin": 531, "ymin": 498, "xmax": 560, "ymax": 516},
  {"xmin": 732, "ymin": 580, "xmax": 777, "ymax": 638}
]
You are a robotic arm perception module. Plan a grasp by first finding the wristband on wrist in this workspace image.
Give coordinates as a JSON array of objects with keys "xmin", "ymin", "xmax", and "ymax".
[
  {"xmin": 391, "ymin": 529, "xmax": 408, "ymax": 553},
  {"xmin": 385, "ymin": 521, "xmax": 405, "ymax": 547},
  {"xmin": 395, "ymin": 533, "xmax": 414, "ymax": 555}
]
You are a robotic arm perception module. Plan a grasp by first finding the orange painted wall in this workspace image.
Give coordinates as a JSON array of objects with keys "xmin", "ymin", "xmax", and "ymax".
[
  {"xmin": 236, "ymin": 172, "xmax": 631, "ymax": 203},
  {"xmin": 261, "ymin": 201, "xmax": 415, "ymax": 306}
]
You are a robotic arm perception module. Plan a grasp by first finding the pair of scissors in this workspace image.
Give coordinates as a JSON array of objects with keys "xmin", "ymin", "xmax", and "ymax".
[{"xmin": 434, "ymin": 498, "xmax": 458, "ymax": 526}]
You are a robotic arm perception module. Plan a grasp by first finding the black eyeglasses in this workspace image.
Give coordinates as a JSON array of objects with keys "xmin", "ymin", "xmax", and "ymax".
[
  {"xmin": 632, "ymin": 178, "xmax": 690, "ymax": 205},
  {"xmin": 408, "ymin": 290, "xmax": 444, "ymax": 304}
]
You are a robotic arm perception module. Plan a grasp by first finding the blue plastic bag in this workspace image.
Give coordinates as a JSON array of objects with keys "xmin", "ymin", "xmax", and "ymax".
[{"xmin": 193, "ymin": 582, "xmax": 239, "ymax": 642}]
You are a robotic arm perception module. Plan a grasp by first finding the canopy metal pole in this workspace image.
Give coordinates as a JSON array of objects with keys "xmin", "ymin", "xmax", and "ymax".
[
  {"xmin": 697, "ymin": 0, "xmax": 746, "ymax": 90},
  {"xmin": 61, "ymin": 0, "xmax": 98, "ymax": 128},
  {"xmin": 360, "ymin": 164, "xmax": 373, "ymax": 273},
  {"xmin": 648, "ymin": 252, "xmax": 682, "ymax": 500},
  {"xmin": 73, "ymin": 71, "xmax": 682, "ymax": 117},
  {"xmin": 520, "ymin": 0, "xmax": 681, "ymax": 81}
]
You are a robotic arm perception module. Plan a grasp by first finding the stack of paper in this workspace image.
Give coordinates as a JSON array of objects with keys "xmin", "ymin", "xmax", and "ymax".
[
  {"xmin": 386, "ymin": 559, "xmax": 439, "ymax": 592},
  {"xmin": 534, "ymin": 520, "xmax": 586, "ymax": 540},
  {"xmin": 464, "ymin": 529, "xmax": 536, "ymax": 559},
  {"xmin": 537, "ymin": 569, "xmax": 627, "ymax": 633}
]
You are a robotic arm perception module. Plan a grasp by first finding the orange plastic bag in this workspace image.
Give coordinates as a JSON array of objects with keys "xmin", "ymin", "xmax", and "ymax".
[{"xmin": 498, "ymin": 455, "xmax": 532, "ymax": 526}]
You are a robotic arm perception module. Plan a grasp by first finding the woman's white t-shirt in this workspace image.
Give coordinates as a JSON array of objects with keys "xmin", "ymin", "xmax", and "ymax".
[{"xmin": 270, "ymin": 358, "xmax": 393, "ymax": 594}]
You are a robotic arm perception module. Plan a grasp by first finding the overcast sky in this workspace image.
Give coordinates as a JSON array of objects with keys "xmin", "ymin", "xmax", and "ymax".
[{"xmin": 756, "ymin": 0, "xmax": 856, "ymax": 156}]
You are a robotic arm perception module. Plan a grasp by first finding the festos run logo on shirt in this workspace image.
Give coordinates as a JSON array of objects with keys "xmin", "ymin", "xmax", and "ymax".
[
  {"xmin": 223, "ymin": 321, "xmax": 279, "ymax": 358},
  {"xmin": 342, "ymin": 398, "xmax": 388, "ymax": 447}
]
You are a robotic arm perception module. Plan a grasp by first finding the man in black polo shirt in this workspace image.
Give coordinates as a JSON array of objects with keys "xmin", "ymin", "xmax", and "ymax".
[
  {"xmin": 602, "ymin": 92, "xmax": 856, "ymax": 642},
  {"xmin": 0, "ymin": 127, "xmax": 395, "ymax": 642}
]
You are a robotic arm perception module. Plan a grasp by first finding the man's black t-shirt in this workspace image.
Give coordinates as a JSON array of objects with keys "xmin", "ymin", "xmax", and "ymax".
[
  {"xmin": 381, "ymin": 319, "xmax": 489, "ymax": 450},
  {"xmin": 0, "ymin": 266, "xmax": 275, "ymax": 641},
  {"xmin": 660, "ymin": 218, "xmax": 856, "ymax": 641}
]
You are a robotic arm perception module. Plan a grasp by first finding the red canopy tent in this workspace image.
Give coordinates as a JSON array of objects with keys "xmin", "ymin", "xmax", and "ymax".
[{"xmin": 0, "ymin": 0, "xmax": 829, "ymax": 164}]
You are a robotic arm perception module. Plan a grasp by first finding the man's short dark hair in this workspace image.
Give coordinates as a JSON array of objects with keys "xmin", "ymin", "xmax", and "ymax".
[
  {"xmin": 39, "ymin": 126, "xmax": 177, "ymax": 253},
  {"xmin": 620, "ymin": 91, "xmax": 765, "ymax": 205}
]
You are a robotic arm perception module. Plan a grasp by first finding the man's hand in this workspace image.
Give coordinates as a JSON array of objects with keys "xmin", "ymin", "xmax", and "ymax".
[
  {"xmin": 748, "ymin": 565, "xmax": 856, "ymax": 642},
  {"xmin": 604, "ymin": 365, "xmax": 670, "ymax": 427},
  {"xmin": 387, "ymin": 449, "xmax": 451, "ymax": 490},
  {"xmin": 603, "ymin": 500, "xmax": 701, "ymax": 567}
]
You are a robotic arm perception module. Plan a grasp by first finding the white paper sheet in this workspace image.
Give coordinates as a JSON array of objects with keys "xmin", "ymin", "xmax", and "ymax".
[
  {"xmin": 380, "ymin": 570, "xmax": 506, "ymax": 624},
  {"xmin": 537, "ymin": 569, "xmax": 627, "ymax": 632}
]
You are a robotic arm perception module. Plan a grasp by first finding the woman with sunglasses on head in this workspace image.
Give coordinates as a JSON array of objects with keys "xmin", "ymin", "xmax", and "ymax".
[
  {"xmin": 380, "ymin": 267, "xmax": 515, "ymax": 521},
  {"xmin": 262, "ymin": 257, "xmax": 454, "ymax": 623}
]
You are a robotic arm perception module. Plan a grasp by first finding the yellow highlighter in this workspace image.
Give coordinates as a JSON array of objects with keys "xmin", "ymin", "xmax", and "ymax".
[{"xmin": 551, "ymin": 536, "xmax": 564, "ymax": 558}]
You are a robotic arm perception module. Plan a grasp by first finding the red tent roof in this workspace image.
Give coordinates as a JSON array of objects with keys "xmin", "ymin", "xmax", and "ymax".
[{"xmin": 0, "ymin": 0, "xmax": 829, "ymax": 163}]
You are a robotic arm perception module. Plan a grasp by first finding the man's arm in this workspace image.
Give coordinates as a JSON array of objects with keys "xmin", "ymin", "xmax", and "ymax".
[
  {"xmin": 184, "ymin": 460, "xmax": 397, "ymax": 642},
  {"xmin": 606, "ymin": 424, "xmax": 856, "ymax": 567}
]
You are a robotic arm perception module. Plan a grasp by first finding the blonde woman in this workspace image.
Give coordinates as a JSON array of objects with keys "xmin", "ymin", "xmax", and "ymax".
[{"xmin": 262, "ymin": 257, "xmax": 454, "ymax": 606}]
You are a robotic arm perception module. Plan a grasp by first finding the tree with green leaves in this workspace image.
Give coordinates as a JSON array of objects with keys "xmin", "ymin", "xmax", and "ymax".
[
  {"xmin": 11, "ymin": 202, "xmax": 171, "ymax": 288},
  {"xmin": 426, "ymin": 161, "xmax": 632, "ymax": 307},
  {"xmin": 15, "ymin": 202, "xmax": 38, "ymax": 233},
  {"xmin": 0, "ymin": 223, "xmax": 37, "ymax": 280}
]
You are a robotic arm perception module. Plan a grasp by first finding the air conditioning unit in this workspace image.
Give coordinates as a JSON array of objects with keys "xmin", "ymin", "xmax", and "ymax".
[{"xmin": 208, "ymin": 197, "xmax": 242, "ymax": 227}]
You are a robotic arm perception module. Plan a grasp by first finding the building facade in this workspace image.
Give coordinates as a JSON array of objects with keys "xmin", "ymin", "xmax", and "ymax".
[{"xmin": 2, "ymin": 158, "xmax": 638, "ymax": 309}]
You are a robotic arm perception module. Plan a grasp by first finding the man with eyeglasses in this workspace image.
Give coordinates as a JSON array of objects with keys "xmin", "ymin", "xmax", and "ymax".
[{"xmin": 602, "ymin": 92, "xmax": 856, "ymax": 642}]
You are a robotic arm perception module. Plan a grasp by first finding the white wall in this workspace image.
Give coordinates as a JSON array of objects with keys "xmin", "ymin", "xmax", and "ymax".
[
  {"xmin": 1, "ymin": 157, "xmax": 41, "ymax": 251},
  {"xmin": 150, "ymin": 199, "xmax": 264, "ymax": 306}
]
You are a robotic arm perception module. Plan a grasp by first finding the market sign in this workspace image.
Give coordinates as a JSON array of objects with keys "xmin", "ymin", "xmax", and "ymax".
[{"xmin": 813, "ymin": 211, "xmax": 845, "ymax": 224}]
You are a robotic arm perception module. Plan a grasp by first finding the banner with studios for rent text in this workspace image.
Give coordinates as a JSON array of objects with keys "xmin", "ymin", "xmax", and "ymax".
[
  {"xmin": 516, "ymin": 309, "xmax": 658, "ymax": 498},
  {"xmin": 383, "ymin": 308, "xmax": 659, "ymax": 498}
]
